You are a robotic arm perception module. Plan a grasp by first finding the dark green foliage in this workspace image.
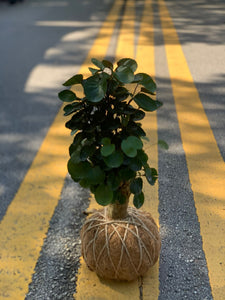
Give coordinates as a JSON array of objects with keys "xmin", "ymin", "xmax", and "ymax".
[{"xmin": 59, "ymin": 58, "xmax": 167, "ymax": 209}]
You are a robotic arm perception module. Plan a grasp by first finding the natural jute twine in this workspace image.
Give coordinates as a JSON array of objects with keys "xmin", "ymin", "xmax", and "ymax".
[{"xmin": 81, "ymin": 207, "xmax": 161, "ymax": 281}]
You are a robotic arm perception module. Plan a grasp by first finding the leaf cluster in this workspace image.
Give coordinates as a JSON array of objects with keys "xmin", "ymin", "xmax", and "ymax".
[{"xmin": 58, "ymin": 58, "xmax": 166, "ymax": 208}]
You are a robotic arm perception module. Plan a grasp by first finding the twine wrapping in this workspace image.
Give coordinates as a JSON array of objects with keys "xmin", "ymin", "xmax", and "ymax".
[{"xmin": 81, "ymin": 207, "xmax": 161, "ymax": 281}]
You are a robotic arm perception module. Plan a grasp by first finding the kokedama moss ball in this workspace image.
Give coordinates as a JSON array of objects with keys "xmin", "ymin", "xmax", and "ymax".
[{"xmin": 81, "ymin": 207, "xmax": 161, "ymax": 281}]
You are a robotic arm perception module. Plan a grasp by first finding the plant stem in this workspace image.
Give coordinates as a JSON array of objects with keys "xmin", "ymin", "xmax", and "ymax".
[{"xmin": 106, "ymin": 181, "xmax": 131, "ymax": 220}]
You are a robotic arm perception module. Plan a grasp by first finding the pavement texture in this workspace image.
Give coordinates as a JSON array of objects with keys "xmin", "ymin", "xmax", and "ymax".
[{"xmin": 0, "ymin": 0, "xmax": 224, "ymax": 299}]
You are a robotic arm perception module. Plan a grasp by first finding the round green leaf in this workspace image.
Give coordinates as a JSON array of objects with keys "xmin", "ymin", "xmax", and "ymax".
[
  {"xmin": 121, "ymin": 136, "xmax": 143, "ymax": 158},
  {"xmin": 132, "ymin": 109, "xmax": 145, "ymax": 121},
  {"xmin": 63, "ymin": 102, "xmax": 82, "ymax": 116},
  {"xmin": 145, "ymin": 165, "xmax": 158, "ymax": 186},
  {"xmin": 133, "ymin": 73, "xmax": 156, "ymax": 94},
  {"xmin": 117, "ymin": 58, "xmax": 137, "ymax": 72},
  {"xmin": 101, "ymin": 138, "xmax": 116, "ymax": 157},
  {"xmin": 115, "ymin": 65, "xmax": 134, "ymax": 83},
  {"xmin": 107, "ymin": 172, "xmax": 121, "ymax": 191},
  {"xmin": 133, "ymin": 192, "xmax": 144, "ymax": 209},
  {"xmin": 79, "ymin": 179, "xmax": 91, "ymax": 188},
  {"xmin": 91, "ymin": 58, "xmax": 105, "ymax": 70},
  {"xmin": 70, "ymin": 148, "xmax": 82, "ymax": 164},
  {"xmin": 67, "ymin": 161, "xmax": 92, "ymax": 181},
  {"xmin": 104, "ymin": 151, "xmax": 124, "ymax": 168},
  {"xmin": 63, "ymin": 74, "xmax": 83, "ymax": 86},
  {"xmin": 95, "ymin": 185, "xmax": 113, "ymax": 206},
  {"xmin": 87, "ymin": 166, "xmax": 105, "ymax": 185},
  {"xmin": 118, "ymin": 167, "xmax": 136, "ymax": 181},
  {"xmin": 58, "ymin": 90, "xmax": 77, "ymax": 102},
  {"xmin": 101, "ymin": 144, "xmax": 115, "ymax": 157},
  {"xmin": 89, "ymin": 67, "xmax": 99, "ymax": 75},
  {"xmin": 134, "ymin": 93, "xmax": 163, "ymax": 112},
  {"xmin": 101, "ymin": 137, "xmax": 111, "ymax": 145},
  {"xmin": 80, "ymin": 144, "xmax": 96, "ymax": 161},
  {"xmin": 83, "ymin": 74, "xmax": 107, "ymax": 103},
  {"xmin": 130, "ymin": 177, "xmax": 143, "ymax": 195},
  {"xmin": 128, "ymin": 157, "xmax": 142, "ymax": 171},
  {"xmin": 137, "ymin": 149, "xmax": 148, "ymax": 164}
]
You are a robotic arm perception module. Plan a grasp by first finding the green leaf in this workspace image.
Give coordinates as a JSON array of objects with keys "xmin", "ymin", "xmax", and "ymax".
[
  {"xmin": 133, "ymin": 73, "xmax": 156, "ymax": 94},
  {"xmin": 117, "ymin": 190, "xmax": 127, "ymax": 204},
  {"xmin": 117, "ymin": 58, "xmax": 137, "ymax": 72},
  {"xmin": 145, "ymin": 166, "xmax": 158, "ymax": 185},
  {"xmin": 130, "ymin": 177, "xmax": 143, "ymax": 195},
  {"xmin": 115, "ymin": 65, "xmax": 134, "ymax": 83},
  {"xmin": 95, "ymin": 184, "xmax": 113, "ymax": 206},
  {"xmin": 67, "ymin": 160, "xmax": 91, "ymax": 182},
  {"xmin": 141, "ymin": 136, "xmax": 150, "ymax": 142},
  {"xmin": 67, "ymin": 160, "xmax": 80, "ymax": 182},
  {"xmin": 140, "ymin": 87, "xmax": 155, "ymax": 95},
  {"xmin": 127, "ymin": 121, "xmax": 146, "ymax": 137},
  {"xmin": 101, "ymin": 137, "xmax": 115, "ymax": 157},
  {"xmin": 63, "ymin": 102, "xmax": 82, "ymax": 116},
  {"xmin": 101, "ymin": 144, "xmax": 115, "ymax": 157},
  {"xmin": 133, "ymin": 192, "xmax": 144, "ymax": 209},
  {"xmin": 137, "ymin": 149, "xmax": 148, "ymax": 164},
  {"xmin": 128, "ymin": 157, "xmax": 142, "ymax": 171},
  {"xmin": 104, "ymin": 151, "xmax": 124, "ymax": 168},
  {"xmin": 58, "ymin": 90, "xmax": 77, "ymax": 102},
  {"xmin": 134, "ymin": 93, "xmax": 163, "ymax": 112},
  {"xmin": 83, "ymin": 74, "xmax": 107, "ymax": 103},
  {"xmin": 80, "ymin": 144, "xmax": 96, "ymax": 161},
  {"xmin": 121, "ymin": 136, "xmax": 143, "ymax": 158},
  {"xmin": 79, "ymin": 179, "xmax": 91, "ymax": 188},
  {"xmin": 132, "ymin": 109, "xmax": 145, "ymax": 121},
  {"xmin": 70, "ymin": 129, "xmax": 79, "ymax": 136},
  {"xmin": 158, "ymin": 140, "xmax": 169, "ymax": 150},
  {"xmin": 63, "ymin": 74, "xmax": 83, "ymax": 86},
  {"xmin": 89, "ymin": 67, "xmax": 99, "ymax": 75},
  {"xmin": 91, "ymin": 58, "xmax": 105, "ymax": 70},
  {"xmin": 113, "ymin": 86, "xmax": 129, "ymax": 101},
  {"xmin": 87, "ymin": 166, "xmax": 105, "ymax": 185},
  {"xmin": 70, "ymin": 148, "xmax": 82, "ymax": 164},
  {"xmin": 107, "ymin": 172, "xmax": 121, "ymax": 191},
  {"xmin": 118, "ymin": 167, "xmax": 136, "ymax": 181}
]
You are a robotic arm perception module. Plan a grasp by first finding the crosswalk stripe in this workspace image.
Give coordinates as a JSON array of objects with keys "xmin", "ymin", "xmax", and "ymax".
[
  {"xmin": 0, "ymin": 1, "xmax": 123, "ymax": 299},
  {"xmin": 158, "ymin": 0, "xmax": 225, "ymax": 298}
]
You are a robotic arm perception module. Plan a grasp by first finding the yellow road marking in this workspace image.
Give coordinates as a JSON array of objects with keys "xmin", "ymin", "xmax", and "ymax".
[
  {"xmin": 0, "ymin": 1, "xmax": 123, "ymax": 299},
  {"xmin": 158, "ymin": 0, "xmax": 225, "ymax": 298},
  {"xmin": 75, "ymin": 1, "xmax": 142, "ymax": 299},
  {"xmin": 136, "ymin": 0, "xmax": 160, "ymax": 298},
  {"xmin": 0, "ymin": 107, "xmax": 71, "ymax": 299}
]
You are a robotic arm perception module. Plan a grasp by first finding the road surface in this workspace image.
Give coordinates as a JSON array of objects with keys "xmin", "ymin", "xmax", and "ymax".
[{"xmin": 0, "ymin": 0, "xmax": 224, "ymax": 299}]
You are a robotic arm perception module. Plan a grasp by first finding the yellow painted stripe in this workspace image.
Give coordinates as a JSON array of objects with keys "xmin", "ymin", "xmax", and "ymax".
[
  {"xmin": 136, "ymin": 0, "xmax": 160, "ymax": 298},
  {"xmin": 115, "ymin": 0, "xmax": 135, "ymax": 60},
  {"xmin": 0, "ymin": 106, "xmax": 71, "ymax": 299},
  {"xmin": 75, "ymin": 1, "xmax": 142, "ymax": 299},
  {"xmin": 0, "ymin": 1, "xmax": 123, "ymax": 299},
  {"xmin": 158, "ymin": 0, "xmax": 225, "ymax": 298}
]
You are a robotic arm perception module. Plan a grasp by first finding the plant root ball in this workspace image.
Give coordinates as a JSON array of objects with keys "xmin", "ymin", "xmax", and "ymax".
[{"xmin": 81, "ymin": 207, "xmax": 161, "ymax": 281}]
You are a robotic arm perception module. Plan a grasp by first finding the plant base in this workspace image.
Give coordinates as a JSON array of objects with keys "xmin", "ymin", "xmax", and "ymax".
[{"xmin": 81, "ymin": 207, "xmax": 161, "ymax": 281}]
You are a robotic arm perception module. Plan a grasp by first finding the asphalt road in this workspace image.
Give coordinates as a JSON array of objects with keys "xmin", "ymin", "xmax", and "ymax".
[{"xmin": 0, "ymin": 0, "xmax": 225, "ymax": 299}]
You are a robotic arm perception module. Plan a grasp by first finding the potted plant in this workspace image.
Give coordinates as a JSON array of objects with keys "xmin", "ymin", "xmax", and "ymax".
[{"xmin": 58, "ymin": 58, "xmax": 166, "ymax": 281}]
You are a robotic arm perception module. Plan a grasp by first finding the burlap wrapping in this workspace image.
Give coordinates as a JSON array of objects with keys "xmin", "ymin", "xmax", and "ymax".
[{"xmin": 81, "ymin": 207, "xmax": 161, "ymax": 281}]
